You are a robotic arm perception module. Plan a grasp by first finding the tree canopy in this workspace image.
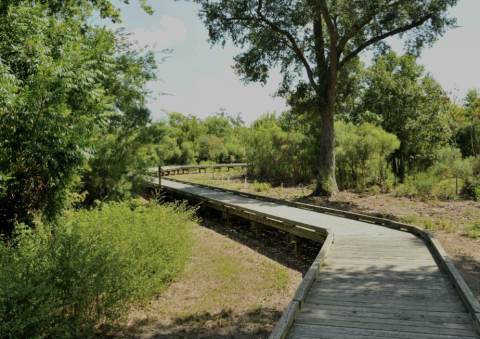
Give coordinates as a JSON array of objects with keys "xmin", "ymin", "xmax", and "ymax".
[
  {"xmin": 191, "ymin": 0, "xmax": 458, "ymax": 195},
  {"xmin": 0, "ymin": 0, "xmax": 155, "ymax": 234}
]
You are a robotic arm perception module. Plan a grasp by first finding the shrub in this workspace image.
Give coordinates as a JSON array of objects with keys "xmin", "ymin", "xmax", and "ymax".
[
  {"xmin": 247, "ymin": 113, "xmax": 315, "ymax": 184},
  {"xmin": 433, "ymin": 179, "xmax": 457, "ymax": 200},
  {"xmin": 253, "ymin": 181, "xmax": 272, "ymax": 192},
  {"xmin": 335, "ymin": 122, "xmax": 400, "ymax": 191},
  {"xmin": 370, "ymin": 185, "xmax": 381, "ymax": 196},
  {"xmin": 462, "ymin": 177, "xmax": 480, "ymax": 201},
  {"xmin": 395, "ymin": 175, "xmax": 416, "ymax": 196},
  {"xmin": 414, "ymin": 172, "xmax": 436, "ymax": 197},
  {"xmin": 0, "ymin": 201, "xmax": 195, "ymax": 338}
]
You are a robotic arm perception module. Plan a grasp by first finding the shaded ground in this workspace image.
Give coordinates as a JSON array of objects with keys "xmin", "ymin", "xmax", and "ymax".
[
  {"xmin": 117, "ymin": 209, "xmax": 320, "ymax": 339},
  {"xmin": 171, "ymin": 169, "xmax": 480, "ymax": 301}
]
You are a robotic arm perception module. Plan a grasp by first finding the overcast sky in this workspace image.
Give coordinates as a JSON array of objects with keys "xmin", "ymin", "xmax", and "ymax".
[{"xmin": 104, "ymin": 0, "xmax": 480, "ymax": 125}]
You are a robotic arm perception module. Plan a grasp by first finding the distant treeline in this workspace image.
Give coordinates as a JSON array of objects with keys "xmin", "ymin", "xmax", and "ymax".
[{"xmin": 89, "ymin": 52, "xmax": 480, "ymax": 202}]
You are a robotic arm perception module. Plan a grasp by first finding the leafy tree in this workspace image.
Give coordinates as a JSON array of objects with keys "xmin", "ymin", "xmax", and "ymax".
[
  {"xmin": 0, "ymin": 0, "xmax": 153, "ymax": 22},
  {"xmin": 191, "ymin": 0, "xmax": 458, "ymax": 196},
  {"xmin": 0, "ymin": 1, "xmax": 154, "ymax": 233},
  {"xmin": 80, "ymin": 33, "xmax": 163, "ymax": 203},
  {"xmin": 433, "ymin": 146, "xmax": 472, "ymax": 195},
  {"xmin": 168, "ymin": 112, "xmax": 207, "ymax": 146},
  {"xmin": 458, "ymin": 89, "xmax": 480, "ymax": 158},
  {"xmin": 359, "ymin": 51, "xmax": 447, "ymax": 178},
  {"xmin": 0, "ymin": 4, "xmax": 114, "ymax": 233}
]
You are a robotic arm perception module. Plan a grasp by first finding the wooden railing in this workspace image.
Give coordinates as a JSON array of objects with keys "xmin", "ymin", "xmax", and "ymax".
[{"xmin": 147, "ymin": 163, "xmax": 248, "ymax": 176}]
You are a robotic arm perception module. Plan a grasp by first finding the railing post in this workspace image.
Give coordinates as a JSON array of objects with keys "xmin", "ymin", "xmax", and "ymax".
[{"xmin": 158, "ymin": 165, "xmax": 162, "ymax": 191}]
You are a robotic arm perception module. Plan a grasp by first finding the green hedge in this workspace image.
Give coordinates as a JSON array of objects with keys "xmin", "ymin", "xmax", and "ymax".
[{"xmin": 0, "ymin": 201, "xmax": 195, "ymax": 338}]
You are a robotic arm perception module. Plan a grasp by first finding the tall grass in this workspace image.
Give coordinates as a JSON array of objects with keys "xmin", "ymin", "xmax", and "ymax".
[{"xmin": 0, "ymin": 201, "xmax": 195, "ymax": 338}]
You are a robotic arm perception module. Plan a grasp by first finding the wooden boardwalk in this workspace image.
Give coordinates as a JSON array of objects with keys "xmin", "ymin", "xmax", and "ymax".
[{"xmin": 149, "ymin": 178, "xmax": 480, "ymax": 339}]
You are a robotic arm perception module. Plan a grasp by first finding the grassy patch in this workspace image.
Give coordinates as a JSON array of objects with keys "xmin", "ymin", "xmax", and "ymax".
[
  {"xmin": 126, "ymin": 224, "xmax": 300, "ymax": 337},
  {"xmin": 465, "ymin": 221, "xmax": 480, "ymax": 239}
]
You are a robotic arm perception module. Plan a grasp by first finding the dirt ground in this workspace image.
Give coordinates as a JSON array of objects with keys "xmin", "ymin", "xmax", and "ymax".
[
  {"xmin": 117, "ymin": 212, "xmax": 321, "ymax": 339},
  {"xmin": 170, "ymin": 170, "xmax": 480, "ymax": 301}
]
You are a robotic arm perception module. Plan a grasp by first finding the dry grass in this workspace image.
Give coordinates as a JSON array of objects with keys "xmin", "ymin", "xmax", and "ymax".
[{"xmin": 119, "ymin": 222, "xmax": 302, "ymax": 339}]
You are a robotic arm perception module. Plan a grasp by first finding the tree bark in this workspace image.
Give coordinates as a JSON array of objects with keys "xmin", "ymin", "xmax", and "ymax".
[{"xmin": 312, "ymin": 78, "xmax": 339, "ymax": 196}]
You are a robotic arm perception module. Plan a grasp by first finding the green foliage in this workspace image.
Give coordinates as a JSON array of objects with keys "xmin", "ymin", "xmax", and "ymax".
[
  {"xmin": 335, "ymin": 122, "xmax": 400, "ymax": 191},
  {"xmin": 247, "ymin": 113, "xmax": 315, "ymax": 184},
  {"xmin": 463, "ymin": 177, "xmax": 480, "ymax": 201},
  {"xmin": 358, "ymin": 51, "xmax": 448, "ymax": 178},
  {"xmin": 0, "ymin": 4, "xmax": 115, "ymax": 233},
  {"xmin": 253, "ymin": 181, "xmax": 272, "ymax": 193},
  {"xmin": 433, "ymin": 179, "xmax": 458, "ymax": 200},
  {"xmin": 433, "ymin": 147, "xmax": 471, "ymax": 180},
  {"xmin": 414, "ymin": 172, "xmax": 436, "ymax": 197},
  {"xmin": 0, "ymin": 0, "xmax": 153, "ymax": 23},
  {"xmin": 395, "ymin": 176, "xmax": 417, "ymax": 197},
  {"xmin": 195, "ymin": 0, "xmax": 457, "ymax": 93},
  {"xmin": 0, "ymin": 201, "xmax": 195, "ymax": 338},
  {"xmin": 465, "ymin": 221, "xmax": 480, "ymax": 239}
]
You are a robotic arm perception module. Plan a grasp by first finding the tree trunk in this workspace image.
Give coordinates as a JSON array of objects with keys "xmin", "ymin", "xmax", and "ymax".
[{"xmin": 312, "ymin": 85, "xmax": 339, "ymax": 196}]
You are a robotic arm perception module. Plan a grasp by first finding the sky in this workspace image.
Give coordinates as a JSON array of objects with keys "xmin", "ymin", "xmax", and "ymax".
[{"xmin": 103, "ymin": 0, "xmax": 480, "ymax": 125}]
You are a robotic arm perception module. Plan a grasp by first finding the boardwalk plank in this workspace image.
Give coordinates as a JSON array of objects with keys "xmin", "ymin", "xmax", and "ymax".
[{"xmin": 288, "ymin": 323, "xmax": 480, "ymax": 339}]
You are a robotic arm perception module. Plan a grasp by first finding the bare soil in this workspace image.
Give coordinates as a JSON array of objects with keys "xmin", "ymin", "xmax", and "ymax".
[
  {"xmin": 171, "ymin": 170, "xmax": 480, "ymax": 301},
  {"xmin": 118, "ymin": 211, "xmax": 320, "ymax": 339}
]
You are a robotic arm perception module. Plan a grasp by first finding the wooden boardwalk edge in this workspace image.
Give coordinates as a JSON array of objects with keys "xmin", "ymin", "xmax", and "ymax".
[{"xmin": 151, "ymin": 177, "xmax": 480, "ymax": 337}]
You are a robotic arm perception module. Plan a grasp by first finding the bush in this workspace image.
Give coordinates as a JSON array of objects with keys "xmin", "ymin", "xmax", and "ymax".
[
  {"xmin": 335, "ymin": 122, "xmax": 400, "ymax": 191},
  {"xmin": 247, "ymin": 113, "xmax": 315, "ymax": 184},
  {"xmin": 0, "ymin": 201, "xmax": 195, "ymax": 338},
  {"xmin": 253, "ymin": 180, "xmax": 272, "ymax": 192},
  {"xmin": 394, "ymin": 175, "xmax": 417, "ymax": 196},
  {"xmin": 463, "ymin": 177, "xmax": 480, "ymax": 201},
  {"xmin": 414, "ymin": 172, "xmax": 436, "ymax": 197},
  {"xmin": 434, "ymin": 179, "xmax": 458, "ymax": 200}
]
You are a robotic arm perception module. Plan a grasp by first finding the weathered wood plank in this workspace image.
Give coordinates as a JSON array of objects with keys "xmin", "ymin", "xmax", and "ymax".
[
  {"xmin": 303, "ymin": 303, "xmax": 472, "ymax": 319},
  {"xmin": 297, "ymin": 310, "xmax": 476, "ymax": 330},
  {"xmin": 305, "ymin": 294, "xmax": 465, "ymax": 308},
  {"xmin": 295, "ymin": 317, "xmax": 479, "ymax": 337},
  {"xmin": 270, "ymin": 300, "xmax": 300, "ymax": 339},
  {"xmin": 288, "ymin": 323, "xmax": 480, "ymax": 339},
  {"xmin": 304, "ymin": 299, "xmax": 470, "ymax": 313}
]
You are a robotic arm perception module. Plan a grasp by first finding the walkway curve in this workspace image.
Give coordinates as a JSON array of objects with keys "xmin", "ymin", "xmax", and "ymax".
[{"xmin": 147, "ymin": 176, "xmax": 480, "ymax": 339}]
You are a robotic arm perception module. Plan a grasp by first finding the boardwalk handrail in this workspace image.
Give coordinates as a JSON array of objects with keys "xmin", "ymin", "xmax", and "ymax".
[
  {"xmin": 147, "ymin": 163, "xmax": 248, "ymax": 176},
  {"xmin": 155, "ymin": 176, "xmax": 480, "ymax": 337}
]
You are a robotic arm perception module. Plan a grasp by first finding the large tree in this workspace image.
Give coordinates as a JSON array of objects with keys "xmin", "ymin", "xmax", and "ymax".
[
  {"xmin": 359, "ymin": 51, "xmax": 447, "ymax": 179},
  {"xmin": 192, "ymin": 0, "xmax": 458, "ymax": 195}
]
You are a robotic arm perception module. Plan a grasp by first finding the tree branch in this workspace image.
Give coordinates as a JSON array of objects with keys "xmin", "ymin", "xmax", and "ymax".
[
  {"xmin": 336, "ymin": 0, "xmax": 407, "ymax": 55},
  {"xmin": 255, "ymin": 0, "xmax": 319, "ymax": 92},
  {"xmin": 319, "ymin": 0, "xmax": 337, "ymax": 44},
  {"xmin": 306, "ymin": 0, "xmax": 326, "ymax": 79},
  {"xmin": 313, "ymin": 16, "xmax": 327, "ymax": 71},
  {"xmin": 339, "ymin": 14, "xmax": 432, "ymax": 69}
]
